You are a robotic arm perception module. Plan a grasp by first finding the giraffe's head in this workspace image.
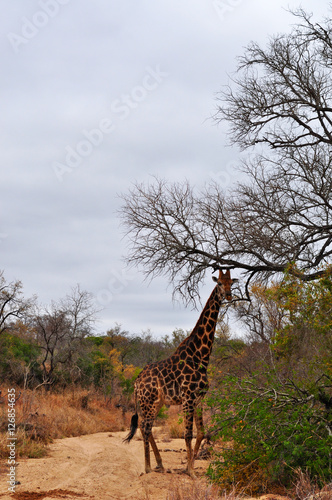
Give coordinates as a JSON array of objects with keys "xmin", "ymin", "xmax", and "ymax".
[{"xmin": 212, "ymin": 269, "xmax": 238, "ymax": 301}]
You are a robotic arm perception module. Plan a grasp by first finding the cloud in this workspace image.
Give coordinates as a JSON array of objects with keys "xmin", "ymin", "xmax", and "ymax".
[{"xmin": 0, "ymin": 0, "xmax": 327, "ymax": 337}]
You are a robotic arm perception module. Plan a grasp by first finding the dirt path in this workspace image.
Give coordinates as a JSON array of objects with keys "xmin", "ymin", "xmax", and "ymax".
[{"xmin": 0, "ymin": 431, "xmax": 210, "ymax": 500}]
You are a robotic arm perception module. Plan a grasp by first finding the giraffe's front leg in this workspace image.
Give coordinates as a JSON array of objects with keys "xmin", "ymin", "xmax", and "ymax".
[
  {"xmin": 193, "ymin": 405, "xmax": 205, "ymax": 461},
  {"xmin": 183, "ymin": 401, "xmax": 196, "ymax": 478}
]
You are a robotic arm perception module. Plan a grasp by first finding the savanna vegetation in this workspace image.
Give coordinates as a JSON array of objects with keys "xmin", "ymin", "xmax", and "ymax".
[
  {"xmin": 207, "ymin": 268, "xmax": 332, "ymax": 495},
  {"xmin": 1, "ymin": 266, "xmax": 331, "ymax": 497},
  {"xmin": 0, "ymin": 271, "xmax": 190, "ymax": 460}
]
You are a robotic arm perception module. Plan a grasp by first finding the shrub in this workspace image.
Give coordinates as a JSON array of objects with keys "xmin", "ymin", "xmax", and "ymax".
[
  {"xmin": 207, "ymin": 375, "xmax": 332, "ymax": 493},
  {"xmin": 0, "ymin": 333, "xmax": 41, "ymax": 386}
]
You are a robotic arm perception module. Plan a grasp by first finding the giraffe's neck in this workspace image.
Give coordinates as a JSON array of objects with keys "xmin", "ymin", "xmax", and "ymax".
[{"xmin": 175, "ymin": 285, "xmax": 222, "ymax": 366}]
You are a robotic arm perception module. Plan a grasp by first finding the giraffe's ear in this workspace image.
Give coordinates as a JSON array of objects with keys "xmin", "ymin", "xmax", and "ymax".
[{"xmin": 231, "ymin": 278, "xmax": 239, "ymax": 284}]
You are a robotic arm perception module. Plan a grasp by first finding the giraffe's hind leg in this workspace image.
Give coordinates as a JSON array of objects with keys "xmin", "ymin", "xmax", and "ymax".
[
  {"xmin": 140, "ymin": 399, "xmax": 164, "ymax": 473},
  {"xmin": 149, "ymin": 433, "xmax": 164, "ymax": 471},
  {"xmin": 140, "ymin": 418, "xmax": 153, "ymax": 473}
]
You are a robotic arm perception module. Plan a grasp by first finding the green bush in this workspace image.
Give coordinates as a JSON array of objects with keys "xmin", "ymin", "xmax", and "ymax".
[
  {"xmin": 206, "ymin": 268, "xmax": 332, "ymax": 493},
  {"xmin": 207, "ymin": 374, "xmax": 332, "ymax": 493},
  {"xmin": 157, "ymin": 404, "xmax": 169, "ymax": 420},
  {"xmin": 0, "ymin": 333, "xmax": 41, "ymax": 385}
]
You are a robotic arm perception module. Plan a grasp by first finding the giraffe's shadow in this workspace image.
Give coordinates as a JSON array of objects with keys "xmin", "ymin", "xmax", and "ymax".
[
  {"xmin": 172, "ymin": 468, "xmax": 206, "ymax": 477},
  {"xmin": 147, "ymin": 466, "xmax": 206, "ymax": 478}
]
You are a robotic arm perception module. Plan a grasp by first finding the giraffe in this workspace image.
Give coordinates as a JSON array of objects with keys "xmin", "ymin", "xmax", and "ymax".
[{"xmin": 124, "ymin": 269, "xmax": 236, "ymax": 477}]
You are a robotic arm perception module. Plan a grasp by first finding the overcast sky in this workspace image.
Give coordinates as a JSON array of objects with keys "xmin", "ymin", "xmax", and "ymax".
[{"xmin": 1, "ymin": 0, "xmax": 329, "ymax": 338}]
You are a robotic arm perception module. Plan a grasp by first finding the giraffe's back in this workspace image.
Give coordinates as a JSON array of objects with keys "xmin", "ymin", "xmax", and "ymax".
[{"xmin": 135, "ymin": 353, "xmax": 209, "ymax": 409}]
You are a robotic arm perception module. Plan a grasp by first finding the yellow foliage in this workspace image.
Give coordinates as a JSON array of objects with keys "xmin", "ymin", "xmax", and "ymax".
[
  {"xmin": 108, "ymin": 348, "xmax": 138, "ymax": 384},
  {"xmin": 108, "ymin": 348, "xmax": 122, "ymax": 373},
  {"xmin": 123, "ymin": 363, "xmax": 136, "ymax": 379}
]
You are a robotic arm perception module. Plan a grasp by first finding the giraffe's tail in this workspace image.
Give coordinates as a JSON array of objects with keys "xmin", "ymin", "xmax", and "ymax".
[
  {"xmin": 123, "ymin": 413, "xmax": 138, "ymax": 443},
  {"xmin": 123, "ymin": 387, "xmax": 138, "ymax": 444}
]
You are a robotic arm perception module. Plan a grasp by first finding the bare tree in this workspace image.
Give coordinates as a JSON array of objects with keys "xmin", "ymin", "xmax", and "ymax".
[
  {"xmin": 216, "ymin": 8, "xmax": 332, "ymax": 151},
  {"xmin": 232, "ymin": 283, "xmax": 287, "ymax": 345},
  {"xmin": 0, "ymin": 271, "xmax": 36, "ymax": 334},
  {"xmin": 34, "ymin": 286, "xmax": 98, "ymax": 384},
  {"xmin": 120, "ymin": 9, "xmax": 332, "ymax": 302},
  {"xmin": 60, "ymin": 285, "xmax": 98, "ymax": 343}
]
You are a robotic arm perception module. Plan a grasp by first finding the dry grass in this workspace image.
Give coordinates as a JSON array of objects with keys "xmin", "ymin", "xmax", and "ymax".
[
  {"xmin": 0, "ymin": 387, "xmax": 129, "ymax": 459},
  {"xmin": 292, "ymin": 468, "xmax": 332, "ymax": 500},
  {"xmin": 162, "ymin": 406, "xmax": 185, "ymax": 439},
  {"xmin": 166, "ymin": 472, "xmax": 332, "ymax": 500},
  {"xmin": 166, "ymin": 478, "xmax": 241, "ymax": 500}
]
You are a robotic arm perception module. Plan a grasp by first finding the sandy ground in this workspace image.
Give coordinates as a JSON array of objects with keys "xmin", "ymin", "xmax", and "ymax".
[
  {"xmin": 0, "ymin": 431, "xmax": 290, "ymax": 500},
  {"xmin": 0, "ymin": 430, "xmax": 212, "ymax": 500}
]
